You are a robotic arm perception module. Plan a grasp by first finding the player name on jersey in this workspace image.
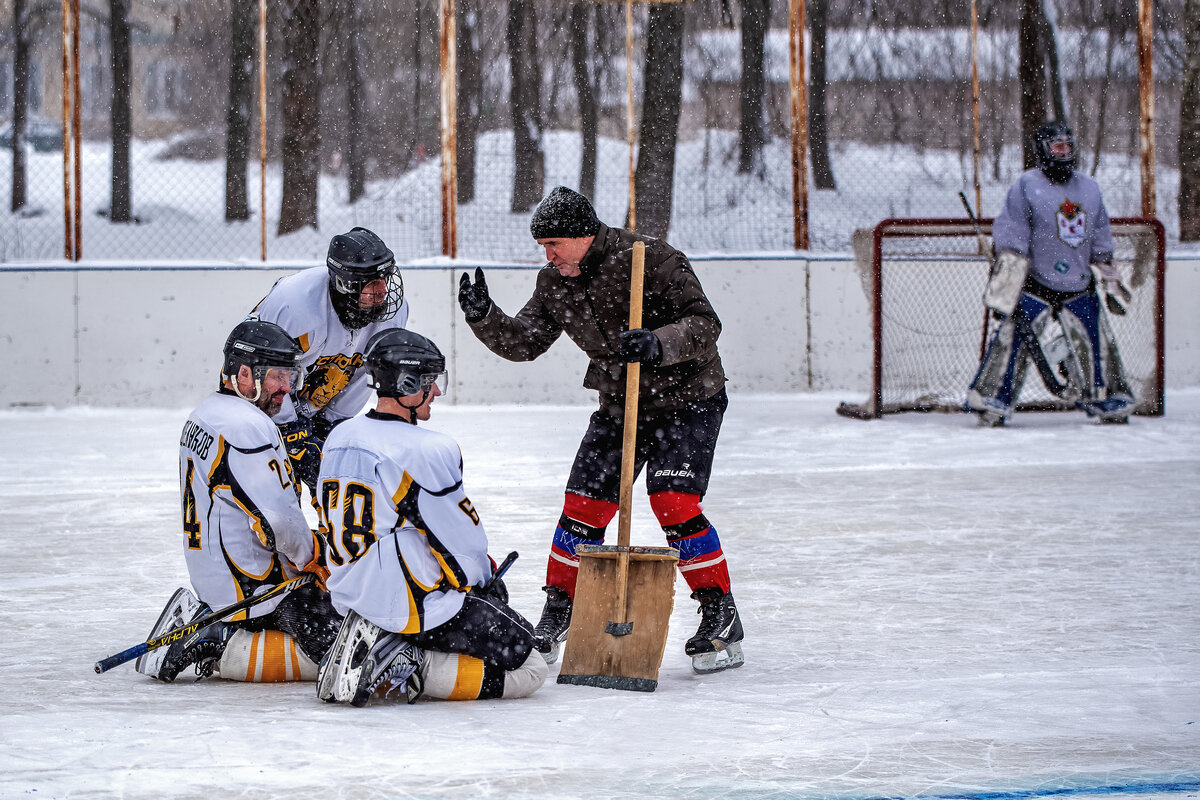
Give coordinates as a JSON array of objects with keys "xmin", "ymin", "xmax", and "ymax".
[{"xmin": 179, "ymin": 420, "xmax": 215, "ymax": 460}]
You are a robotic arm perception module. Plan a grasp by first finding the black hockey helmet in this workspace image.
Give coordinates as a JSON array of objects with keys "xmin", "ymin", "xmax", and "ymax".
[
  {"xmin": 364, "ymin": 328, "xmax": 447, "ymax": 400},
  {"xmin": 326, "ymin": 227, "xmax": 404, "ymax": 329},
  {"xmin": 222, "ymin": 319, "xmax": 305, "ymax": 393},
  {"xmin": 1034, "ymin": 120, "xmax": 1076, "ymax": 184}
]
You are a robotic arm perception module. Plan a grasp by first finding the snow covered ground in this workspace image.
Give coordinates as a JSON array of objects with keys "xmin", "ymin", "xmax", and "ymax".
[{"xmin": 1, "ymin": 392, "xmax": 1198, "ymax": 800}]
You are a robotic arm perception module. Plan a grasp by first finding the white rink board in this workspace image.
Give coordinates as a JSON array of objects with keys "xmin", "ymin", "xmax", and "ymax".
[{"xmin": 0, "ymin": 254, "xmax": 1196, "ymax": 409}]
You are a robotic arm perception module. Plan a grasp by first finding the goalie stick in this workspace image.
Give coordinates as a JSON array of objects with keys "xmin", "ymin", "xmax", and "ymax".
[
  {"xmin": 94, "ymin": 572, "xmax": 315, "ymax": 674},
  {"xmin": 959, "ymin": 192, "xmax": 1079, "ymax": 400}
]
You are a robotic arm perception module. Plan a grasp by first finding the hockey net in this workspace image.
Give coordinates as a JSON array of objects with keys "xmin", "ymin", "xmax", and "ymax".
[{"xmin": 837, "ymin": 217, "xmax": 1165, "ymax": 419}]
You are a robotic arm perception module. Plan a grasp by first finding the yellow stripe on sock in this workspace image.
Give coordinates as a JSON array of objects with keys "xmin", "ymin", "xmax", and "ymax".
[
  {"xmin": 245, "ymin": 631, "xmax": 261, "ymax": 681},
  {"xmin": 288, "ymin": 636, "xmax": 301, "ymax": 681},
  {"xmin": 447, "ymin": 655, "xmax": 485, "ymax": 701},
  {"xmin": 259, "ymin": 630, "xmax": 289, "ymax": 682}
]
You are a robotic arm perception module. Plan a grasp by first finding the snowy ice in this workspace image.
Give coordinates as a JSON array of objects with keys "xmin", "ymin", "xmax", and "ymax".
[{"xmin": 1, "ymin": 392, "xmax": 1197, "ymax": 799}]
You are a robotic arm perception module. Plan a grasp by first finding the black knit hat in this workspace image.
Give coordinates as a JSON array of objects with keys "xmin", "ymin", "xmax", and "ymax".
[{"xmin": 529, "ymin": 186, "xmax": 601, "ymax": 240}]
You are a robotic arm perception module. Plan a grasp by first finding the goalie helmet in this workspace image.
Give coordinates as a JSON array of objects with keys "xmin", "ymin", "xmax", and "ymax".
[
  {"xmin": 1034, "ymin": 121, "xmax": 1076, "ymax": 184},
  {"xmin": 364, "ymin": 328, "xmax": 447, "ymax": 400},
  {"xmin": 326, "ymin": 227, "xmax": 404, "ymax": 330},
  {"xmin": 221, "ymin": 319, "xmax": 305, "ymax": 392}
]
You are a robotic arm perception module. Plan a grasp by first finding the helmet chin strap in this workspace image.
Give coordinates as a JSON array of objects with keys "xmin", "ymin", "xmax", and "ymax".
[
  {"xmin": 233, "ymin": 375, "xmax": 263, "ymax": 402},
  {"xmin": 394, "ymin": 387, "xmax": 432, "ymax": 424}
]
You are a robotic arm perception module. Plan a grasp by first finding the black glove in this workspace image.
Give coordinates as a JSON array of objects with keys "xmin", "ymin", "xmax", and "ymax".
[
  {"xmin": 458, "ymin": 267, "xmax": 492, "ymax": 322},
  {"xmin": 279, "ymin": 417, "xmax": 322, "ymax": 496},
  {"xmin": 619, "ymin": 329, "xmax": 662, "ymax": 366}
]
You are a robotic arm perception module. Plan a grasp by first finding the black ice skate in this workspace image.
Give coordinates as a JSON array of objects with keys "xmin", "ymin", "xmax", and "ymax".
[
  {"xmin": 532, "ymin": 585, "xmax": 572, "ymax": 665},
  {"xmin": 135, "ymin": 586, "xmax": 203, "ymax": 678},
  {"xmin": 155, "ymin": 617, "xmax": 231, "ymax": 682},
  {"xmin": 685, "ymin": 588, "xmax": 745, "ymax": 674},
  {"xmin": 317, "ymin": 610, "xmax": 424, "ymax": 706}
]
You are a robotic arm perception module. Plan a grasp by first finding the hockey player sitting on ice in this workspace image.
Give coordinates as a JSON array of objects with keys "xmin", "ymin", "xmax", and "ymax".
[
  {"xmin": 248, "ymin": 227, "xmax": 409, "ymax": 499},
  {"xmin": 966, "ymin": 120, "xmax": 1135, "ymax": 427},
  {"xmin": 457, "ymin": 186, "xmax": 744, "ymax": 675},
  {"xmin": 315, "ymin": 328, "xmax": 547, "ymax": 707},
  {"xmin": 137, "ymin": 320, "xmax": 341, "ymax": 683}
]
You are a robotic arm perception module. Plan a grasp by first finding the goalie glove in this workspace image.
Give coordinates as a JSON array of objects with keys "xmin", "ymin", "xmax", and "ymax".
[
  {"xmin": 1090, "ymin": 263, "xmax": 1131, "ymax": 316},
  {"xmin": 983, "ymin": 249, "xmax": 1029, "ymax": 317}
]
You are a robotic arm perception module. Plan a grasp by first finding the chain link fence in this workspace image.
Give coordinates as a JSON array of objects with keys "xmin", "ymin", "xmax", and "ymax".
[{"xmin": 0, "ymin": 0, "xmax": 1188, "ymax": 264}]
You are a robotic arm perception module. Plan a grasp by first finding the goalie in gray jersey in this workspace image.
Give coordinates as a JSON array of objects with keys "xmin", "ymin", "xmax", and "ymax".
[
  {"xmin": 966, "ymin": 120, "xmax": 1134, "ymax": 426},
  {"xmin": 315, "ymin": 328, "xmax": 546, "ymax": 707},
  {"xmin": 137, "ymin": 320, "xmax": 340, "ymax": 684}
]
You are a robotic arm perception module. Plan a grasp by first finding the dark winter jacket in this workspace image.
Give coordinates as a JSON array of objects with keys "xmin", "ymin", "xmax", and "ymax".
[{"xmin": 467, "ymin": 223, "xmax": 726, "ymax": 417}]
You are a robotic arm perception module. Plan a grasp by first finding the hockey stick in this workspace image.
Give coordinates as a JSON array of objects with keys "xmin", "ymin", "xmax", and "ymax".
[
  {"xmin": 959, "ymin": 191, "xmax": 1076, "ymax": 399},
  {"xmin": 482, "ymin": 551, "xmax": 518, "ymax": 594},
  {"xmin": 94, "ymin": 572, "xmax": 315, "ymax": 674}
]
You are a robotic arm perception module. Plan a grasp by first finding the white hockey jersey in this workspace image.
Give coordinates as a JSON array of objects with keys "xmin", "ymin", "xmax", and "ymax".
[
  {"xmin": 180, "ymin": 390, "xmax": 318, "ymax": 618},
  {"xmin": 320, "ymin": 411, "xmax": 492, "ymax": 634},
  {"xmin": 249, "ymin": 266, "xmax": 410, "ymax": 424}
]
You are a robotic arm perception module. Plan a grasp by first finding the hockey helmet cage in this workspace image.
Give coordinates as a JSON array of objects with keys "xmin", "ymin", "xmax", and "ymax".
[
  {"xmin": 326, "ymin": 227, "xmax": 404, "ymax": 329},
  {"xmin": 1034, "ymin": 120, "xmax": 1076, "ymax": 184},
  {"xmin": 222, "ymin": 319, "xmax": 305, "ymax": 390},
  {"xmin": 364, "ymin": 328, "xmax": 447, "ymax": 399}
]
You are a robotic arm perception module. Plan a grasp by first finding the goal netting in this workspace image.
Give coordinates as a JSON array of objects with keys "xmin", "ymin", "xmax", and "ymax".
[{"xmin": 837, "ymin": 217, "xmax": 1165, "ymax": 419}]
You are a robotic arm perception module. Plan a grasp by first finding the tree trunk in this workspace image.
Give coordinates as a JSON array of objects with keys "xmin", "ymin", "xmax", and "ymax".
[
  {"xmin": 808, "ymin": 0, "xmax": 835, "ymax": 190},
  {"xmin": 457, "ymin": 0, "xmax": 483, "ymax": 203},
  {"xmin": 570, "ymin": 2, "xmax": 597, "ymax": 199},
  {"xmin": 1039, "ymin": 0, "xmax": 1067, "ymax": 124},
  {"xmin": 109, "ymin": 0, "xmax": 133, "ymax": 223},
  {"xmin": 225, "ymin": 0, "xmax": 254, "ymax": 222},
  {"xmin": 508, "ymin": 0, "xmax": 544, "ymax": 213},
  {"xmin": 1018, "ymin": 0, "xmax": 1047, "ymax": 170},
  {"xmin": 10, "ymin": 0, "xmax": 28, "ymax": 213},
  {"xmin": 346, "ymin": 0, "xmax": 365, "ymax": 204},
  {"xmin": 632, "ymin": 3, "xmax": 684, "ymax": 238},
  {"xmin": 737, "ymin": 0, "xmax": 767, "ymax": 174},
  {"xmin": 1181, "ymin": 0, "xmax": 1200, "ymax": 241},
  {"xmin": 278, "ymin": 0, "xmax": 321, "ymax": 235}
]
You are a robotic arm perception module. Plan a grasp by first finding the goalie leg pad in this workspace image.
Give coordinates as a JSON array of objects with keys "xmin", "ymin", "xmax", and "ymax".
[
  {"xmin": 217, "ymin": 629, "xmax": 318, "ymax": 682},
  {"xmin": 983, "ymin": 249, "xmax": 1030, "ymax": 316}
]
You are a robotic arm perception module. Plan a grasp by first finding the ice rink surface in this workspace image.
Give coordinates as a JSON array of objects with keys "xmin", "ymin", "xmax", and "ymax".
[{"xmin": 1, "ymin": 392, "xmax": 1197, "ymax": 800}]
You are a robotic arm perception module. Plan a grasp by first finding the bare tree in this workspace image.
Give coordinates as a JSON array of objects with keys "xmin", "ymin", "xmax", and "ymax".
[
  {"xmin": 1181, "ymin": 0, "xmax": 1200, "ymax": 240},
  {"xmin": 278, "ymin": 0, "xmax": 321, "ymax": 235},
  {"xmin": 570, "ymin": 1, "xmax": 598, "ymax": 199},
  {"xmin": 738, "ymin": 0, "xmax": 768, "ymax": 174},
  {"xmin": 345, "ymin": 0, "xmax": 366, "ymax": 204},
  {"xmin": 1019, "ymin": 0, "xmax": 1049, "ymax": 168},
  {"xmin": 632, "ymin": 2, "xmax": 684, "ymax": 238},
  {"xmin": 508, "ymin": 0, "xmax": 544, "ymax": 213},
  {"xmin": 108, "ymin": 0, "xmax": 132, "ymax": 222},
  {"xmin": 457, "ymin": 0, "xmax": 483, "ymax": 203},
  {"xmin": 10, "ymin": 0, "xmax": 29, "ymax": 213},
  {"xmin": 225, "ymin": 0, "xmax": 254, "ymax": 221},
  {"xmin": 808, "ymin": 0, "xmax": 836, "ymax": 189}
]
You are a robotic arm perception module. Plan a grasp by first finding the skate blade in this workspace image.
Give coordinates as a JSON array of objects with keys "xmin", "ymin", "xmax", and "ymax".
[
  {"xmin": 135, "ymin": 587, "xmax": 202, "ymax": 677},
  {"xmin": 691, "ymin": 642, "xmax": 745, "ymax": 674},
  {"xmin": 537, "ymin": 638, "xmax": 563, "ymax": 666}
]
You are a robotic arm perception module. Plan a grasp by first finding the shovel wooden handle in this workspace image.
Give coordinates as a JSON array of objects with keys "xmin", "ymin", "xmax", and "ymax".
[{"xmin": 612, "ymin": 241, "xmax": 645, "ymax": 628}]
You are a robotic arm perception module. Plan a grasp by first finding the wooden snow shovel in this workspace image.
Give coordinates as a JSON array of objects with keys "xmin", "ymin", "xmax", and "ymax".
[{"xmin": 557, "ymin": 241, "xmax": 679, "ymax": 692}]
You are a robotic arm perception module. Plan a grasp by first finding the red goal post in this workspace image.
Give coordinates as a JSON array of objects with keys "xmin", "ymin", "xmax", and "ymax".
[{"xmin": 837, "ymin": 217, "xmax": 1166, "ymax": 420}]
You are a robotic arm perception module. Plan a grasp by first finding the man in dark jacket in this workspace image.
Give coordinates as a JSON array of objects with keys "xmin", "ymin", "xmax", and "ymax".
[{"xmin": 457, "ymin": 186, "xmax": 744, "ymax": 675}]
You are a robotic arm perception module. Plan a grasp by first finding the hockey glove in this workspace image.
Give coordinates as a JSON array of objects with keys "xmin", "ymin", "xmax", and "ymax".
[
  {"xmin": 458, "ymin": 267, "xmax": 492, "ymax": 323},
  {"xmin": 279, "ymin": 417, "xmax": 322, "ymax": 496},
  {"xmin": 619, "ymin": 329, "xmax": 662, "ymax": 366},
  {"xmin": 301, "ymin": 530, "xmax": 331, "ymax": 592}
]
